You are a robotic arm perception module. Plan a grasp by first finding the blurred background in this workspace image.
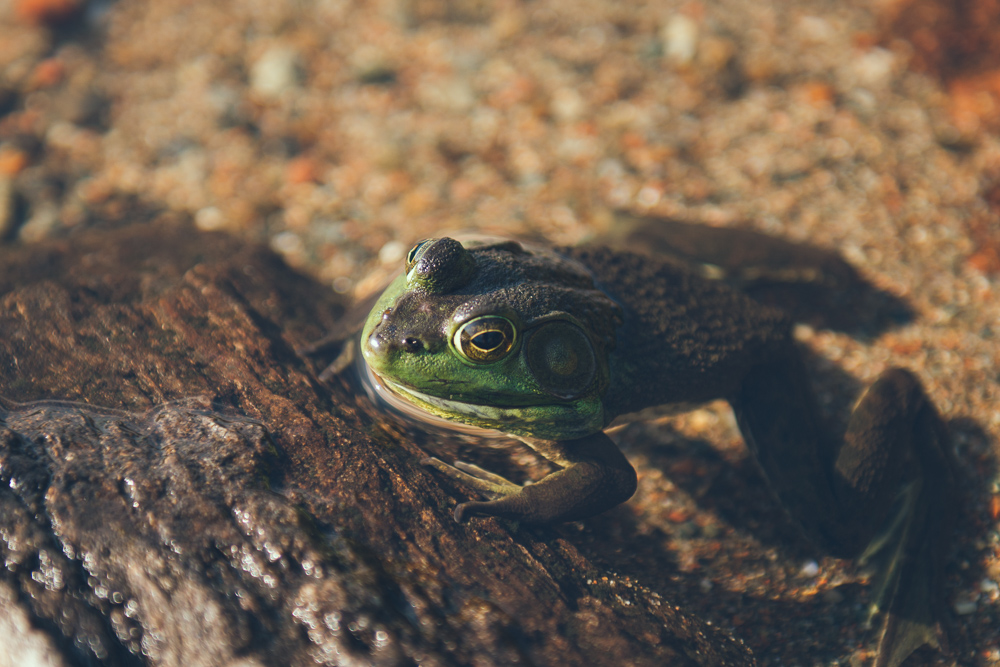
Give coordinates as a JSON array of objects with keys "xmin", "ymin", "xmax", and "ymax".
[{"xmin": 3, "ymin": 0, "xmax": 1000, "ymax": 293}]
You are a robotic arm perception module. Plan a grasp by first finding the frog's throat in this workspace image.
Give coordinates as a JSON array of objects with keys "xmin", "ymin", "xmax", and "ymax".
[{"xmin": 377, "ymin": 374, "xmax": 604, "ymax": 441}]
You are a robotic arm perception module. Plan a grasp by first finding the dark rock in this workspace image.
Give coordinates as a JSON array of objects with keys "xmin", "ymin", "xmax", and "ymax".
[{"xmin": 0, "ymin": 220, "xmax": 754, "ymax": 666}]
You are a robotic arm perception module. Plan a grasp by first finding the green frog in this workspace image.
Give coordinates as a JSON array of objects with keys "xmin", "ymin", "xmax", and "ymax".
[{"xmin": 345, "ymin": 230, "xmax": 956, "ymax": 667}]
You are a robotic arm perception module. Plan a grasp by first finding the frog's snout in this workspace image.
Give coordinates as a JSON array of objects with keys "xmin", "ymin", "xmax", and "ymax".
[{"xmin": 365, "ymin": 316, "xmax": 428, "ymax": 360}]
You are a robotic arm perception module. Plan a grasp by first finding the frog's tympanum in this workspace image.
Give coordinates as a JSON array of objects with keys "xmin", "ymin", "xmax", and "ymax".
[{"xmin": 357, "ymin": 236, "xmax": 956, "ymax": 667}]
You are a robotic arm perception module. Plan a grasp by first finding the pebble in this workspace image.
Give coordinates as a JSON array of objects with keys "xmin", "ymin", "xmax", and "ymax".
[
  {"xmin": 378, "ymin": 240, "xmax": 406, "ymax": 265},
  {"xmin": 417, "ymin": 77, "xmax": 475, "ymax": 112},
  {"xmin": 797, "ymin": 16, "xmax": 834, "ymax": 44},
  {"xmin": 662, "ymin": 15, "xmax": 698, "ymax": 66},
  {"xmin": 551, "ymin": 87, "xmax": 586, "ymax": 123},
  {"xmin": 853, "ymin": 48, "xmax": 896, "ymax": 87},
  {"xmin": 0, "ymin": 148, "xmax": 29, "ymax": 176},
  {"xmin": 351, "ymin": 45, "xmax": 396, "ymax": 84},
  {"xmin": 953, "ymin": 596, "xmax": 978, "ymax": 615},
  {"xmin": 250, "ymin": 47, "xmax": 302, "ymax": 99},
  {"xmin": 799, "ymin": 560, "xmax": 820, "ymax": 577},
  {"xmin": 18, "ymin": 202, "xmax": 58, "ymax": 243},
  {"xmin": 271, "ymin": 230, "xmax": 304, "ymax": 257},
  {"xmin": 194, "ymin": 206, "xmax": 225, "ymax": 231}
]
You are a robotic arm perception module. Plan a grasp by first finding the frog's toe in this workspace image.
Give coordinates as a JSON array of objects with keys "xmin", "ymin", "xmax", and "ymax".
[
  {"xmin": 454, "ymin": 501, "xmax": 483, "ymax": 523},
  {"xmin": 453, "ymin": 461, "xmax": 521, "ymax": 490},
  {"xmin": 454, "ymin": 497, "xmax": 530, "ymax": 523},
  {"xmin": 317, "ymin": 340, "xmax": 356, "ymax": 381},
  {"xmin": 422, "ymin": 457, "xmax": 520, "ymax": 496}
]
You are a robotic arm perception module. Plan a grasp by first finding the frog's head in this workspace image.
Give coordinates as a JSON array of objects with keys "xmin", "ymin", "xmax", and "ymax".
[{"xmin": 361, "ymin": 238, "xmax": 622, "ymax": 439}]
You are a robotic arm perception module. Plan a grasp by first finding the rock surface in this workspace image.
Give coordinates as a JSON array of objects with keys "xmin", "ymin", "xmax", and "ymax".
[{"xmin": 0, "ymin": 221, "xmax": 753, "ymax": 666}]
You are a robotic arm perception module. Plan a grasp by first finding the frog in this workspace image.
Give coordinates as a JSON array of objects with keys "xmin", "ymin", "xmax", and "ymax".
[{"xmin": 342, "ymin": 229, "xmax": 957, "ymax": 667}]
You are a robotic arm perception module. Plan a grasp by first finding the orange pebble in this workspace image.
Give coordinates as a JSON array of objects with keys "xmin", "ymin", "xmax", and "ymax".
[
  {"xmin": 989, "ymin": 495, "xmax": 1000, "ymax": 521},
  {"xmin": 667, "ymin": 509, "xmax": 691, "ymax": 523},
  {"xmin": 0, "ymin": 148, "xmax": 29, "ymax": 176},
  {"xmin": 796, "ymin": 81, "xmax": 835, "ymax": 107},
  {"xmin": 886, "ymin": 338, "xmax": 923, "ymax": 356},
  {"xmin": 31, "ymin": 59, "xmax": 65, "ymax": 87},
  {"xmin": 15, "ymin": 0, "xmax": 84, "ymax": 25},
  {"xmin": 968, "ymin": 248, "xmax": 1000, "ymax": 275},
  {"xmin": 286, "ymin": 156, "xmax": 319, "ymax": 185}
]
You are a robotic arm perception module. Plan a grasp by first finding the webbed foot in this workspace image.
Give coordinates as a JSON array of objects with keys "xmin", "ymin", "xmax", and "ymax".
[
  {"xmin": 733, "ymin": 361, "xmax": 957, "ymax": 667},
  {"xmin": 857, "ymin": 479, "xmax": 940, "ymax": 667},
  {"xmin": 850, "ymin": 373, "xmax": 957, "ymax": 667}
]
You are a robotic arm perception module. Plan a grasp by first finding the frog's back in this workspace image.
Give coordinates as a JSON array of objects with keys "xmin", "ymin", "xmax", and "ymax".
[{"xmin": 562, "ymin": 246, "xmax": 792, "ymax": 420}]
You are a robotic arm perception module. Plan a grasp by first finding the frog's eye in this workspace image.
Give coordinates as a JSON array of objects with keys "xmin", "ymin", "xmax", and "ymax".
[
  {"xmin": 405, "ymin": 240, "xmax": 434, "ymax": 273},
  {"xmin": 454, "ymin": 316, "xmax": 517, "ymax": 364},
  {"xmin": 525, "ymin": 321, "xmax": 596, "ymax": 399}
]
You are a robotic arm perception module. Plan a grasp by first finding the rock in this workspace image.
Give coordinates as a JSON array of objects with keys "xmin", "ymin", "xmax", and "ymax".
[
  {"xmin": 250, "ymin": 47, "xmax": 302, "ymax": 100},
  {"xmin": 662, "ymin": 15, "xmax": 699, "ymax": 66},
  {"xmin": 0, "ymin": 220, "xmax": 754, "ymax": 667},
  {"xmin": 350, "ymin": 45, "xmax": 397, "ymax": 85}
]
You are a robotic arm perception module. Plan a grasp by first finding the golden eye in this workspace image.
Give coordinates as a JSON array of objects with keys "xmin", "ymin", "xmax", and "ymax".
[{"xmin": 455, "ymin": 316, "xmax": 517, "ymax": 364}]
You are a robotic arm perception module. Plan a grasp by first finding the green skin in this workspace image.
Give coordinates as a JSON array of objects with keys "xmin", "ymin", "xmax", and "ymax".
[{"xmin": 359, "ymin": 236, "xmax": 956, "ymax": 667}]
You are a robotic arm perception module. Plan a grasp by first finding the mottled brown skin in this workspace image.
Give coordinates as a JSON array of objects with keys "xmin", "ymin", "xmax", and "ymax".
[
  {"xmin": 560, "ymin": 246, "xmax": 792, "ymax": 416},
  {"xmin": 361, "ymin": 236, "xmax": 958, "ymax": 667}
]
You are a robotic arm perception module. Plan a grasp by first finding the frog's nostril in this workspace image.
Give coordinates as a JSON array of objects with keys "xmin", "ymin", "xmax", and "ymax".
[{"xmin": 402, "ymin": 337, "xmax": 423, "ymax": 353}]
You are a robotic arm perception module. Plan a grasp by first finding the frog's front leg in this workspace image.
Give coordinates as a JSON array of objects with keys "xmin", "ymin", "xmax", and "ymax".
[
  {"xmin": 425, "ymin": 431, "xmax": 638, "ymax": 524},
  {"xmin": 730, "ymin": 352, "xmax": 957, "ymax": 667}
]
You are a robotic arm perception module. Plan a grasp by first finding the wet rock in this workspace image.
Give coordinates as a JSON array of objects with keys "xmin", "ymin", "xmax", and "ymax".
[{"xmin": 0, "ymin": 220, "xmax": 754, "ymax": 666}]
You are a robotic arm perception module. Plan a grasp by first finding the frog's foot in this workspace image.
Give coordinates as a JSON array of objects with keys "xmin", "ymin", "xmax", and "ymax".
[
  {"xmin": 422, "ymin": 457, "xmax": 532, "ymax": 523},
  {"xmin": 734, "ymin": 364, "xmax": 956, "ymax": 667},
  {"xmin": 852, "ymin": 373, "xmax": 957, "ymax": 667},
  {"xmin": 296, "ymin": 332, "xmax": 357, "ymax": 381},
  {"xmin": 318, "ymin": 338, "xmax": 356, "ymax": 381},
  {"xmin": 423, "ymin": 432, "xmax": 637, "ymax": 525},
  {"xmin": 858, "ymin": 480, "xmax": 938, "ymax": 667},
  {"xmin": 861, "ymin": 472, "xmax": 954, "ymax": 667},
  {"xmin": 421, "ymin": 457, "xmax": 521, "ymax": 496}
]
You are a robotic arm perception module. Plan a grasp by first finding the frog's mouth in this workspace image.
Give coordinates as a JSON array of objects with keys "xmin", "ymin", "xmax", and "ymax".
[
  {"xmin": 359, "ymin": 365, "xmax": 513, "ymax": 436},
  {"xmin": 373, "ymin": 370, "xmax": 521, "ymax": 418},
  {"xmin": 365, "ymin": 366, "xmax": 602, "ymax": 440}
]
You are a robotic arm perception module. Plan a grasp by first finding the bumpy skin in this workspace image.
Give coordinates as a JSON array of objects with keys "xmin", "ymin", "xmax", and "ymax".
[
  {"xmin": 359, "ymin": 237, "xmax": 957, "ymax": 667},
  {"xmin": 560, "ymin": 245, "xmax": 791, "ymax": 417}
]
